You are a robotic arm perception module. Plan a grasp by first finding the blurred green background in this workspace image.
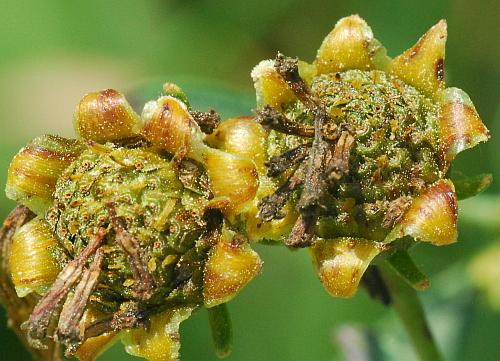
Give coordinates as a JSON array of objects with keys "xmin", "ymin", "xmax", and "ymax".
[{"xmin": 1, "ymin": 1, "xmax": 499, "ymax": 360}]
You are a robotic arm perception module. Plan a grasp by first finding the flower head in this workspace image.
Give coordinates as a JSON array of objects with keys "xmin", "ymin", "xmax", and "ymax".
[
  {"xmin": 0, "ymin": 14, "xmax": 491, "ymax": 361},
  {"xmin": 249, "ymin": 15, "xmax": 489, "ymax": 297},
  {"xmin": 2, "ymin": 85, "xmax": 262, "ymax": 360}
]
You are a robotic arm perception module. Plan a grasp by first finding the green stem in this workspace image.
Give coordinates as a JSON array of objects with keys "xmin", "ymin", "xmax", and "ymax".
[
  {"xmin": 207, "ymin": 303, "xmax": 233, "ymax": 358},
  {"xmin": 379, "ymin": 262, "xmax": 445, "ymax": 361}
]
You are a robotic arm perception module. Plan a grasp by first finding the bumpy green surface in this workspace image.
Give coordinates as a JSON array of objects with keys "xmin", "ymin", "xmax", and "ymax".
[
  {"xmin": 46, "ymin": 144, "xmax": 208, "ymax": 312},
  {"xmin": 272, "ymin": 69, "xmax": 442, "ymax": 241}
]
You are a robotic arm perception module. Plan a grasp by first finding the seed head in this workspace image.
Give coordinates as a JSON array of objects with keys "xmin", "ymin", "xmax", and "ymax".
[
  {"xmin": 249, "ymin": 15, "xmax": 489, "ymax": 297},
  {"xmin": 2, "ymin": 85, "xmax": 262, "ymax": 360}
]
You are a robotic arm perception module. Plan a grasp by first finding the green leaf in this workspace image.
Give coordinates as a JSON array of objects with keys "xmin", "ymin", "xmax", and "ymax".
[
  {"xmin": 459, "ymin": 195, "xmax": 500, "ymax": 229},
  {"xmin": 450, "ymin": 171, "xmax": 492, "ymax": 200},
  {"xmin": 469, "ymin": 242, "xmax": 500, "ymax": 310},
  {"xmin": 386, "ymin": 249, "xmax": 429, "ymax": 290}
]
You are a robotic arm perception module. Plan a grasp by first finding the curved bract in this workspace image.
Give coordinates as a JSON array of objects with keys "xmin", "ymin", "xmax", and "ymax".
[{"xmin": 0, "ymin": 14, "xmax": 490, "ymax": 361}]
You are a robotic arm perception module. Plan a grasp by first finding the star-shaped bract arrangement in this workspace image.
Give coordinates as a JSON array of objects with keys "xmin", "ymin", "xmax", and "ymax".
[{"xmin": 248, "ymin": 15, "xmax": 489, "ymax": 297}]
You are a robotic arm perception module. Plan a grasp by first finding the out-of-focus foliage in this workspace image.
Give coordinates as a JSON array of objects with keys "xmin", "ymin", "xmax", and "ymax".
[
  {"xmin": 469, "ymin": 240, "xmax": 500, "ymax": 310},
  {"xmin": 0, "ymin": 1, "xmax": 499, "ymax": 360}
]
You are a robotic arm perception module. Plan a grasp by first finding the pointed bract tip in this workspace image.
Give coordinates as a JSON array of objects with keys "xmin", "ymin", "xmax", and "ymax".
[
  {"xmin": 122, "ymin": 307, "xmax": 195, "ymax": 361},
  {"xmin": 390, "ymin": 19, "xmax": 447, "ymax": 97},
  {"xmin": 74, "ymin": 89, "xmax": 141, "ymax": 143},
  {"xmin": 438, "ymin": 87, "xmax": 489, "ymax": 165},
  {"xmin": 315, "ymin": 15, "xmax": 376, "ymax": 74},
  {"xmin": 311, "ymin": 238, "xmax": 383, "ymax": 298},
  {"xmin": 251, "ymin": 60, "xmax": 296, "ymax": 109},
  {"xmin": 6, "ymin": 135, "xmax": 84, "ymax": 216},
  {"xmin": 385, "ymin": 180, "xmax": 458, "ymax": 246},
  {"xmin": 203, "ymin": 232, "xmax": 262, "ymax": 308},
  {"xmin": 141, "ymin": 95, "xmax": 197, "ymax": 157}
]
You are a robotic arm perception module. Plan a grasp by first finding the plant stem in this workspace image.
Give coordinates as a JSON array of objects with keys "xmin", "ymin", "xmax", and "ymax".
[
  {"xmin": 379, "ymin": 262, "xmax": 445, "ymax": 361},
  {"xmin": 207, "ymin": 303, "xmax": 233, "ymax": 358}
]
